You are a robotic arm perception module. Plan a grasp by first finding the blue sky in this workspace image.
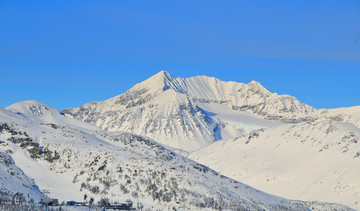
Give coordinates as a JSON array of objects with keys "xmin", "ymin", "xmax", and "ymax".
[{"xmin": 1, "ymin": 0, "xmax": 359, "ymax": 110}]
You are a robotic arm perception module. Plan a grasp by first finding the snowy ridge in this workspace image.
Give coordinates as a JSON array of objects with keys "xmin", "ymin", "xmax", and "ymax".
[
  {"xmin": 323, "ymin": 106, "xmax": 360, "ymax": 128},
  {"xmin": 7, "ymin": 100, "xmax": 99, "ymax": 131},
  {"xmin": 178, "ymin": 76, "xmax": 317, "ymax": 120},
  {"xmin": 189, "ymin": 120, "xmax": 360, "ymax": 210},
  {"xmin": 0, "ymin": 101, "xmax": 354, "ymax": 210}
]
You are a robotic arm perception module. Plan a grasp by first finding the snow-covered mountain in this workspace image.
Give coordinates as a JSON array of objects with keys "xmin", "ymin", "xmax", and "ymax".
[
  {"xmin": 61, "ymin": 71, "xmax": 218, "ymax": 151},
  {"xmin": 62, "ymin": 71, "xmax": 360, "ymax": 152},
  {"xmin": 2, "ymin": 101, "xmax": 350, "ymax": 210},
  {"xmin": 189, "ymin": 120, "xmax": 360, "ymax": 210},
  {"xmin": 62, "ymin": 71, "xmax": 313, "ymax": 151}
]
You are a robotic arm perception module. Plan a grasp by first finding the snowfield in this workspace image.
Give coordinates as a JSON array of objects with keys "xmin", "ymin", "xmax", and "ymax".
[{"xmin": 190, "ymin": 120, "xmax": 360, "ymax": 210}]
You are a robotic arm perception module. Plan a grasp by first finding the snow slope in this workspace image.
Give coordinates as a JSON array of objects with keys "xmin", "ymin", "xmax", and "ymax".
[
  {"xmin": 197, "ymin": 102, "xmax": 281, "ymax": 140},
  {"xmin": 0, "ymin": 151, "xmax": 45, "ymax": 202},
  {"xmin": 322, "ymin": 106, "xmax": 360, "ymax": 128},
  {"xmin": 189, "ymin": 120, "xmax": 360, "ymax": 210},
  {"xmin": 1, "ymin": 101, "xmax": 349, "ymax": 210},
  {"xmin": 0, "ymin": 108, "xmax": 45, "ymax": 202},
  {"xmin": 177, "ymin": 75, "xmax": 317, "ymax": 120}
]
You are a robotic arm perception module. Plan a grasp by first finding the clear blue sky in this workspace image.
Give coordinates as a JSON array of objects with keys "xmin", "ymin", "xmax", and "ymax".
[{"xmin": 1, "ymin": 0, "xmax": 359, "ymax": 110}]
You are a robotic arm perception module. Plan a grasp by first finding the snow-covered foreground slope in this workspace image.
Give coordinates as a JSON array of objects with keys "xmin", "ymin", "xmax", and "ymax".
[
  {"xmin": 0, "ymin": 108, "xmax": 45, "ymax": 202},
  {"xmin": 0, "ymin": 102, "xmax": 354, "ymax": 210},
  {"xmin": 189, "ymin": 120, "xmax": 360, "ymax": 210},
  {"xmin": 0, "ymin": 151, "xmax": 45, "ymax": 202}
]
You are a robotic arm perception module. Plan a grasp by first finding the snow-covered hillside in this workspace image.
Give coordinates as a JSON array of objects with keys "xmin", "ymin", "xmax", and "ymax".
[
  {"xmin": 189, "ymin": 120, "xmax": 360, "ymax": 210},
  {"xmin": 2, "ymin": 101, "xmax": 349, "ymax": 210},
  {"xmin": 7, "ymin": 100, "xmax": 99, "ymax": 131},
  {"xmin": 322, "ymin": 106, "xmax": 360, "ymax": 128},
  {"xmin": 0, "ymin": 150, "xmax": 44, "ymax": 202},
  {"xmin": 0, "ymin": 108, "xmax": 45, "ymax": 202}
]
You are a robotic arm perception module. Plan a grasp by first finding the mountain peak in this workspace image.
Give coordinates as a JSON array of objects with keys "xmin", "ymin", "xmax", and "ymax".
[
  {"xmin": 247, "ymin": 80, "xmax": 272, "ymax": 94},
  {"xmin": 158, "ymin": 70, "xmax": 171, "ymax": 76},
  {"xmin": 149, "ymin": 70, "xmax": 172, "ymax": 80},
  {"xmin": 7, "ymin": 100, "xmax": 53, "ymax": 114},
  {"xmin": 6, "ymin": 100, "xmax": 62, "ymax": 121},
  {"xmin": 7, "ymin": 100, "xmax": 98, "ymax": 130},
  {"xmin": 248, "ymin": 80, "xmax": 260, "ymax": 85},
  {"xmin": 130, "ymin": 70, "xmax": 184, "ymax": 94},
  {"xmin": 9, "ymin": 100, "xmax": 44, "ymax": 106},
  {"xmin": 151, "ymin": 70, "xmax": 175, "ymax": 87},
  {"xmin": 248, "ymin": 80, "xmax": 266, "ymax": 89}
]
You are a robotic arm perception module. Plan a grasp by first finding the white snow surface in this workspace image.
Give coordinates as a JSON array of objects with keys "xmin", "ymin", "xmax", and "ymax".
[
  {"xmin": 6, "ymin": 100, "xmax": 99, "ymax": 131},
  {"xmin": 190, "ymin": 120, "xmax": 360, "ymax": 210},
  {"xmin": 197, "ymin": 102, "xmax": 281, "ymax": 140},
  {"xmin": 322, "ymin": 106, "xmax": 360, "ymax": 128},
  {"xmin": 0, "ymin": 151, "xmax": 45, "ymax": 201},
  {"xmin": 1, "ymin": 102, "xmax": 347, "ymax": 210}
]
